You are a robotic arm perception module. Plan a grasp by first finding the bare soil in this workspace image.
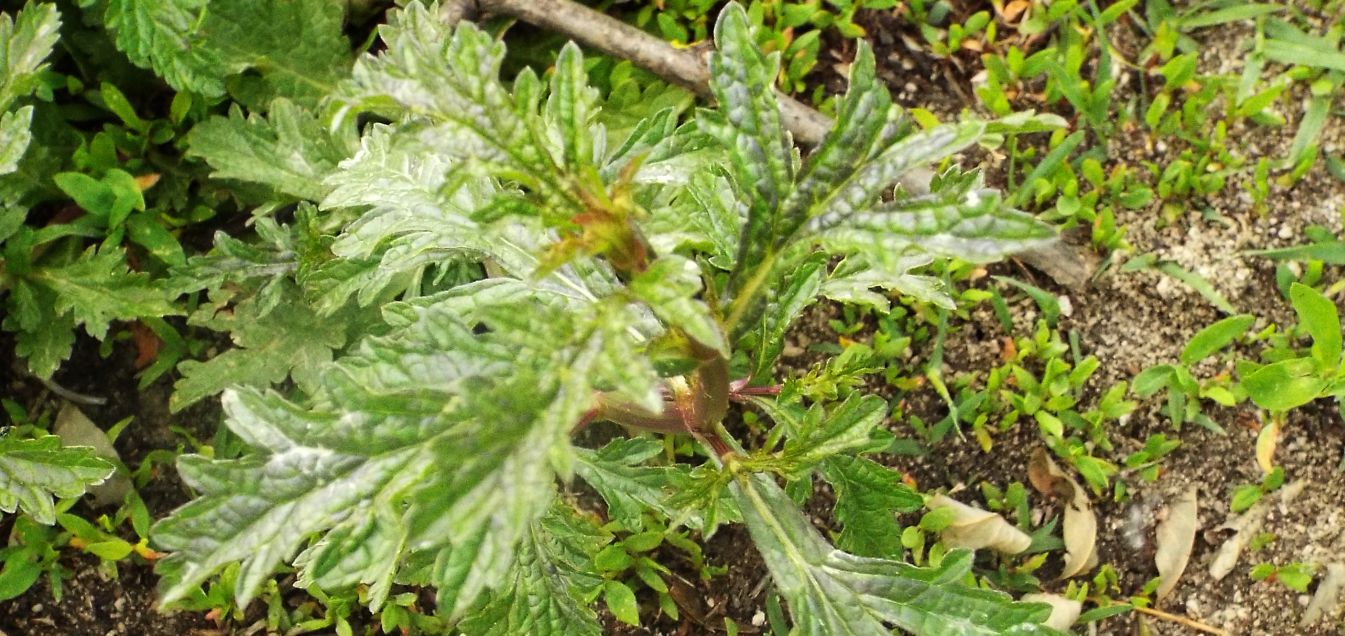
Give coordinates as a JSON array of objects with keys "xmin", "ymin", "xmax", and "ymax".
[{"xmin": 0, "ymin": 338, "xmax": 218, "ymax": 635}]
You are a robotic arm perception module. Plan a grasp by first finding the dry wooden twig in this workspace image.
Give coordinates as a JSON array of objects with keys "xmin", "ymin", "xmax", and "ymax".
[{"xmin": 1132, "ymin": 605, "xmax": 1231, "ymax": 636}]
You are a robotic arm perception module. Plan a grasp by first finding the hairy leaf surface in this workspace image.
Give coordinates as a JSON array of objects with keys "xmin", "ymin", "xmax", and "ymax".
[
  {"xmin": 779, "ymin": 40, "xmax": 900, "ymax": 233},
  {"xmin": 103, "ymin": 0, "xmax": 224, "ymax": 95},
  {"xmin": 812, "ymin": 186, "xmax": 1056, "ymax": 263},
  {"xmin": 702, "ymin": 4, "xmax": 1056, "ymax": 344},
  {"xmin": 187, "ymin": 99, "xmax": 355, "ymax": 202},
  {"xmin": 0, "ymin": 436, "xmax": 114, "ymax": 525},
  {"xmin": 103, "ymin": 0, "xmax": 350, "ymax": 107},
  {"xmin": 629, "ymin": 255, "xmax": 727, "ymax": 355},
  {"xmin": 703, "ymin": 3, "xmax": 794, "ymax": 282},
  {"xmin": 575, "ymin": 437, "xmax": 704, "ymax": 532},
  {"xmin": 156, "ymin": 283, "xmax": 659, "ymax": 613},
  {"xmin": 731, "ymin": 473, "xmax": 1062, "ymax": 635},
  {"xmin": 0, "ymin": 107, "xmax": 30, "ymax": 176},
  {"xmin": 172, "ymin": 283, "xmax": 347, "ymax": 411},
  {"xmin": 200, "ymin": 0, "xmax": 351, "ymax": 109},
  {"xmin": 0, "ymin": 4, "xmax": 60, "ymax": 185},
  {"xmin": 0, "ymin": 2, "xmax": 60, "ymax": 111},
  {"xmin": 5, "ymin": 248, "xmax": 178, "ymax": 377},
  {"xmin": 458, "ymin": 504, "xmax": 607, "ymax": 635},
  {"xmin": 339, "ymin": 4, "xmax": 552, "ymax": 186},
  {"xmin": 822, "ymin": 456, "xmax": 923, "ymax": 558}
]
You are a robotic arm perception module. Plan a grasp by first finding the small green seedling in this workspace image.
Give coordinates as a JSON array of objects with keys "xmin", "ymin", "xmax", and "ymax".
[
  {"xmin": 1121, "ymin": 433, "xmax": 1181, "ymax": 483},
  {"xmin": 1250, "ymin": 561, "xmax": 1315, "ymax": 593},
  {"xmin": 1240, "ymin": 283, "xmax": 1345, "ymax": 412},
  {"xmin": 1132, "ymin": 313, "xmax": 1255, "ymax": 432},
  {"xmin": 1229, "ymin": 467, "xmax": 1285, "ymax": 513}
]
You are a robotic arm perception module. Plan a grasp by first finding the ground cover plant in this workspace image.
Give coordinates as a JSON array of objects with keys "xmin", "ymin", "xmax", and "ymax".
[
  {"xmin": 2, "ymin": 0, "xmax": 1345, "ymax": 634},
  {"xmin": 156, "ymin": 3, "xmax": 1073, "ymax": 632}
]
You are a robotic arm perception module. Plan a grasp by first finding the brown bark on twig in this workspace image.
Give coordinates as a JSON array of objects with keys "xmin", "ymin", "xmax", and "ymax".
[
  {"xmin": 448, "ymin": 0, "xmax": 1094, "ymax": 289},
  {"xmin": 477, "ymin": 0, "xmax": 833, "ymax": 145}
]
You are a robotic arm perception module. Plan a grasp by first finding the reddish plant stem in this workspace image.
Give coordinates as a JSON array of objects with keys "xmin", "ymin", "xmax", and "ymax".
[
  {"xmin": 577, "ymin": 377, "xmax": 782, "ymax": 435},
  {"xmin": 728, "ymin": 379, "xmax": 781, "ymax": 400},
  {"xmin": 575, "ymin": 396, "xmax": 687, "ymax": 435}
]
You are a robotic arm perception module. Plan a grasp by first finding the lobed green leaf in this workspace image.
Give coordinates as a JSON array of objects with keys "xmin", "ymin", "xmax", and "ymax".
[
  {"xmin": 704, "ymin": 3, "xmax": 795, "ymax": 282},
  {"xmin": 731, "ymin": 472, "xmax": 1063, "ymax": 635},
  {"xmin": 822, "ymin": 455, "xmax": 923, "ymax": 558},
  {"xmin": 187, "ymin": 99, "xmax": 356, "ymax": 202},
  {"xmin": 0, "ymin": 436, "xmax": 114, "ymax": 525},
  {"xmin": 0, "ymin": 2, "xmax": 60, "ymax": 112},
  {"xmin": 458, "ymin": 504, "xmax": 607, "ymax": 635}
]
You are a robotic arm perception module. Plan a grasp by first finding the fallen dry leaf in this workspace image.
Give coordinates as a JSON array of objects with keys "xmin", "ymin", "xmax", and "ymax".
[
  {"xmin": 927, "ymin": 494, "xmax": 1031, "ymax": 555},
  {"xmin": 134, "ymin": 172, "xmax": 161, "ymax": 191},
  {"xmin": 1155, "ymin": 485, "xmax": 1199, "ymax": 601},
  {"xmin": 1210, "ymin": 480, "xmax": 1308, "ymax": 581},
  {"xmin": 1209, "ymin": 500, "xmax": 1269, "ymax": 581},
  {"xmin": 53, "ymin": 402, "xmax": 130, "ymax": 507},
  {"xmin": 1027, "ymin": 449, "xmax": 1097, "ymax": 579},
  {"xmin": 1021, "ymin": 593, "xmax": 1081, "ymax": 631},
  {"xmin": 1256, "ymin": 418, "xmax": 1280, "ymax": 474},
  {"xmin": 1302, "ymin": 562, "xmax": 1344, "ymax": 626},
  {"xmin": 131, "ymin": 321, "xmax": 161, "ymax": 369},
  {"xmin": 1000, "ymin": 0, "xmax": 1030, "ymax": 22}
]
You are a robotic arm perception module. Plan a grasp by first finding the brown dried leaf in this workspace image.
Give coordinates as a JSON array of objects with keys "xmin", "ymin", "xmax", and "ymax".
[
  {"xmin": 1027, "ymin": 449, "xmax": 1097, "ymax": 579},
  {"xmin": 1026, "ymin": 448, "xmax": 1063, "ymax": 496},
  {"xmin": 53, "ymin": 403, "xmax": 130, "ymax": 507},
  {"xmin": 1155, "ymin": 486, "xmax": 1199, "ymax": 601},
  {"xmin": 1256, "ymin": 419, "xmax": 1280, "ymax": 474},
  {"xmin": 1021, "ymin": 593, "xmax": 1081, "ymax": 631},
  {"xmin": 1210, "ymin": 481, "xmax": 1306, "ymax": 581},
  {"xmin": 927, "ymin": 494, "xmax": 1031, "ymax": 555},
  {"xmin": 1001, "ymin": 0, "xmax": 1031, "ymax": 22},
  {"xmin": 1209, "ymin": 500, "xmax": 1269, "ymax": 581},
  {"xmin": 1303, "ymin": 563, "xmax": 1345, "ymax": 626}
]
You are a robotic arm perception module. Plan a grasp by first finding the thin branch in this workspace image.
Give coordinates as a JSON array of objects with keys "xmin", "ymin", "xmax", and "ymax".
[
  {"xmin": 1131, "ymin": 605, "xmax": 1231, "ymax": 636},
  {"xmin": 477, "ymin": 0, "xmax": 831, "ymax": 145},
  {"xmin": 436, "ymin": 0, "xmax": 478, "ymax": 25},
  {"xmin": 35, "ymin": 374, "xmax": 106, "ymax": 406}
]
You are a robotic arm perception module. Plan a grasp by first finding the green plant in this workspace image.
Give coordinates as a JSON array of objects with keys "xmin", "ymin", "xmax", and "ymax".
[
  {"xmin": 978, "ymin": 0, "xmax": 1325, "ymax": 243},
  {"xmin": 937, "ymin": 318, "xmax": 1134, "ymax": 495},
  {"xmin": 1132, "ymin": 313, "xmax": 1255, "ymax": 432},
  {"xmin": 0, "ymin": 403, "xmax": 121, "ymax": 601},
  {"xmin": 0, "ymin": 4, "xmax": 176, "ymax": 380},
  {"xmin": 1229, "ymin": 466, "xmax": 1285, "ymax": 513},
  {"xmin": 0, "ymin": 433, "xmax": 114, "ymax": 549},
  {"xmin": 1120, "ymin": 433, "xmax": 1181, "ymax": 484},
  {"xmin": 623, "ymin": 0, "xmax": 897, "ymax": 97},
  {"xmin": 148, "ymin": 3, "xmax": 1073, "ymax": 632},
  {"xmin": 1239, "ymin": 283, "xmax": 1345, "ymax": 412},
  {"xmin": 0, "ymin": 514, "xmax": 66, "ymax": 602},
  {"xmin": 1250, "ymin": 560, "xmax": 1314, "ymax": 593}
]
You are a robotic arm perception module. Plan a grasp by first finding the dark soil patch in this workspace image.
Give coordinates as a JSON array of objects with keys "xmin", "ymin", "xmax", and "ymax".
[{"xmin": 0, "ymin": 335, "xmax": 218, "ymax": 635}]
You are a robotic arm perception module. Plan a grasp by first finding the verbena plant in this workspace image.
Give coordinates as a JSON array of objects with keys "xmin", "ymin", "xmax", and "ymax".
[{"xmin": 153, "ymin": 2, "xmax": 1065, "ymax": 632}]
